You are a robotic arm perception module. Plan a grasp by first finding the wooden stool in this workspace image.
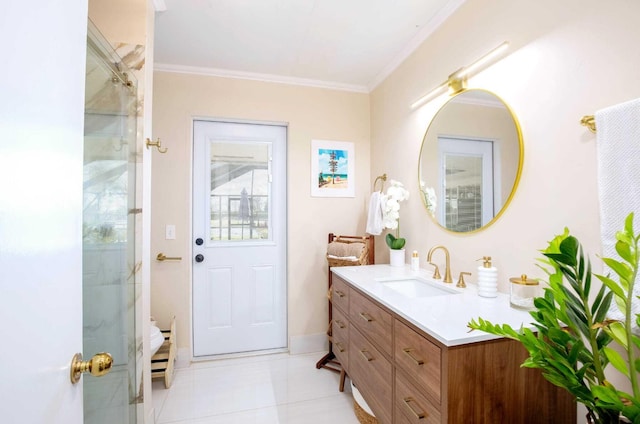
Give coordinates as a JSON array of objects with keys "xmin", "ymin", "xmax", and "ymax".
[{"xmin": 151, "ymin": 316, "xmax": 176, "ymax": 388}]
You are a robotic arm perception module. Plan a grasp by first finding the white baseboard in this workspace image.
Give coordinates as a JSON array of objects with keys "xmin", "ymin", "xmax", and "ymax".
[{"xmin": 289, "ymin": 333, "xmax": 328, "ymax": 355}]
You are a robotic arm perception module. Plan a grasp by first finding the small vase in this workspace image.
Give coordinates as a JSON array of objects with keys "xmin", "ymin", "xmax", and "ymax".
[{"xmin": 389, "ymin": 248, "xmax": 406, "ymax": 267}]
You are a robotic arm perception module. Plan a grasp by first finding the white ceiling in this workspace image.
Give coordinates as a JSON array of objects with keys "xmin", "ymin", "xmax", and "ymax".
[{"xmin": 153, "ymin": 0, "xmax": 466, "ymax": 92}]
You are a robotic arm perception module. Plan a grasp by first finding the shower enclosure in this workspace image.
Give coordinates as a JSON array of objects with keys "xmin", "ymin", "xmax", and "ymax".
[{"xmin": 82, "ymin": 20, "xmax": 141, "ymax": 423}]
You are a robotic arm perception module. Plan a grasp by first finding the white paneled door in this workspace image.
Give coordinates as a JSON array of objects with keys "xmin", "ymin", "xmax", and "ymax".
[
  {"xmin": 192, "ymin": 120, "xmax": 287, "ymax": 356},
  {"xmin": 1, "ymin": 1, "xmax": 87, "ymax": 423}
]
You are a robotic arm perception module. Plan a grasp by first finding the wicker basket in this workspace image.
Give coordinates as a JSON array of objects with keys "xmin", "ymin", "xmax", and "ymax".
[
  {"xmin": 351, "ymin": 381, "xmax": 378, "ymax": 424},
  {"xmin": 326, "ymin": 237, "xmax": 369, "ymax": 268},
  {"xmin": 354, "ymin": 399, "xmax": 378, "ymax": 424}
]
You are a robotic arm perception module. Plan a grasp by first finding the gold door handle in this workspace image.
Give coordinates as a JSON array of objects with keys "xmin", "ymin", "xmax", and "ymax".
[
  {"xmin": 156, "ymin": 253, "xmax": 182, "ymax": 261},
  {"xmin": 335, "ymin": 320, "xmax": 346, "ymax": 329},
  {"xmin": 335, "ymin": 342, "xmax": 345, "ymax": 352},
  {"xmin": 334, "ymin": 290, "xmax": 346, "ymax": 298},
  {"xmin": 70, "ymin": 352, "xmax": 113, "ymax": 384}
]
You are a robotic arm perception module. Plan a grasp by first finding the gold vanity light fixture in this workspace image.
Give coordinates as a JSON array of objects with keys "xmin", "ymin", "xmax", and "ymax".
[{"xmin": 410, "ymin": 41, "xmax": 510, "ymax": 109}]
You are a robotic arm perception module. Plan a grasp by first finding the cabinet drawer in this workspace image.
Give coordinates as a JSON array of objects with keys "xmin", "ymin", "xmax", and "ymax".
[
  {"xmin": 394, "ymin": 319, "xmax": 441, "ymax": 403},
  {"xmin": 349, "ymin": 326, "xmax": 393, "ymax": 424},
  {"xmin": 349, "ymin": 288, "xmax": 392, "ymax": 355},
  {"xmin": 395, "ymin": 370, "xmax": 441, "ymax": 424},
  {"xmin": 332, "ymin": 307, "xmax": 349, "ymax": 370},
  {"xmin": 331, "ymin": 276, "xmax": 350, "ymax": 313}
]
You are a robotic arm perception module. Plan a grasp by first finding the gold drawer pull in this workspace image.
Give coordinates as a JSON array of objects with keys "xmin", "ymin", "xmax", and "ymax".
[
  {"xmin": 402, "ymin": 348, "xmax": 425, "ymax": 365},
  {"xmin": 335, "ymin": 342, "xmax": 345, "ymax": 352},
  {"xmin": 334, "ymin": 290, "xmax": 346, "ymax": 298},
  {"xmin": 403, "ymin": 397, "xmax": 427, "ymax": 420},
  {"xmin": 359, "ymin": 349, "xmax": 374, "ymax": 362},
  {"xmin": 335, "ymin": 320, "xmax": 346, "ymax": 329},
  {"xmin": 359, "ymin": 312, "xmax": 374, "ymax": 322}
]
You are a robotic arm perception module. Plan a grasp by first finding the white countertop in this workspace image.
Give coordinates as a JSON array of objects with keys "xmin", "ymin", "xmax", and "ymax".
[{"xmin": 332, "ymin": 264, "xmax": 535, "ymax": 347}]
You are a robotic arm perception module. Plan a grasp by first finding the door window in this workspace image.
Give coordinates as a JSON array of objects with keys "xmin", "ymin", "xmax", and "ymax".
[{"xmin": 208, "ymin": 142, "xmax": 271, "ymax": 242}]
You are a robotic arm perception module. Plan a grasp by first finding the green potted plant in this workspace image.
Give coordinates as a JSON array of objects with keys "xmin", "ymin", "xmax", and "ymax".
[
  {"xmin": 468, "ymin": 213, "xmax": 640, "ymax": 424},
  {"xmin": 382, "ymin": 179, "xmax": 409, "ymax": 266}
]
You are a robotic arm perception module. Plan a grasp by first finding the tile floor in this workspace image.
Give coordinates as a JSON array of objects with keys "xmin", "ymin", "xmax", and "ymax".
[{"xmin": 152, "ymin": 352, "xmax": 361, "ymax": 423}]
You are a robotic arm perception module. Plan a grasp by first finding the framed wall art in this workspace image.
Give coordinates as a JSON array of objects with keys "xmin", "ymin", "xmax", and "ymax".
[{"xmin": 310, "ymin": 139, "xmax": 355, "ymax": 198}]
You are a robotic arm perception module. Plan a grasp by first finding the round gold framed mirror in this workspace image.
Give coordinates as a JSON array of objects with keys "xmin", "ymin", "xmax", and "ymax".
[{"xmin": 418, "ymin": 88, "xmax": 523, "ymax": 233}]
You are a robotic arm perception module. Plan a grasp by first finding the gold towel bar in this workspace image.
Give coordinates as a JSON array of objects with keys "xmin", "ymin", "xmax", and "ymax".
[
  {"xmin": 580, "ymin": 115, "xmax": 596, "ymax": 133},
  {"xmin": 373, "ymin": 173, "xmax": 387, "ymax": 192}
]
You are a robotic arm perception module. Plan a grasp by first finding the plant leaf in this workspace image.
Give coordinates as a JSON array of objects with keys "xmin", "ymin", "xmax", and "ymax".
[
  {"xmin": 606, "ymin": 322, "xmax": 629, "ymax": 349},
  {"xmin": 616, "ymin": 239, "xmax": 633, "ymax": 263},
  {"xmin": 603, "ymin": 347, "xmax": 630, "ymax": 378},
  {"xmin": 385, "ymin": 233, "xmax": 406, "ymax": 250},
  {"xmin": 595, "ymin": 274, "xmax": 626, "ymax": 300},
  {"xmin": 602, "ymin": 257, "xmax": 633, "ymax": 288}
]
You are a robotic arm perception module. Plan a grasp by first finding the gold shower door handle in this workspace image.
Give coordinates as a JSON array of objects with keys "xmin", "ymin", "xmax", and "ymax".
[{"xmin": 70, "ymin": 352, "xmax": 113, "ymax": 384}]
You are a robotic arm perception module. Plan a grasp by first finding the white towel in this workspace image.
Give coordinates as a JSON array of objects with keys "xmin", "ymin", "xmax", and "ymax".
[
  {"xmin": 365, "ymin": 191, "xmax": 384, "ymax": 235},
  {"xmin": 595, "ymin": 97, "xmax": 640, "ymax": 328}
]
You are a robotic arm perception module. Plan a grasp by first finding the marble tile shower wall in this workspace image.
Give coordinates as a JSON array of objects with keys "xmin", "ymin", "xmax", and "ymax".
[
  {"xmin": 82, "ymin": 39, "xmax": 146, "ymax": 422},
  {"xmin": 83, "ymin": 244, "xmax": 136, "ymax": 422},
  {"xmin": 113, "ymin": 41, "xmax": 147, "ymax": 417}
]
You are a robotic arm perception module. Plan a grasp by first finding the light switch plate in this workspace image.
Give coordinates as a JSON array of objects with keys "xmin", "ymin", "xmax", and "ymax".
[{"xmin": 165, "ymin": 224, "xmax": 176, "ymax": 240}]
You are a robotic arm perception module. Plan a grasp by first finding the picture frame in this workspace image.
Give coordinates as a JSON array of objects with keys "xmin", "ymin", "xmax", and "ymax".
[{"xmin": 310, "ymin": 139, "xmax": 355, "ymax": 198}]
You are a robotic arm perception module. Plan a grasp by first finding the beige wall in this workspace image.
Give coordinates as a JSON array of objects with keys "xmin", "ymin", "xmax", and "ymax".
[
  {"xmin": 371, "ymin": 0, "xmax": 640, "ymax": 290},
  {"xmin": 151, "ymin": 73, "xmax": 370, "ymax": 351},
  {"xmin": 89, "ymin": 0, "xmax": 147, "ymax": 45}
]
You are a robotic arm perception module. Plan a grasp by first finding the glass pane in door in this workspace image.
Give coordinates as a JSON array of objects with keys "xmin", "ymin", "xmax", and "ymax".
[
  {"xmin": 82, "ymin": 21, "xmax": 138, "ymax": 424},
  {"xmin": 208, "ymin": 141, "xmax": 271, "ymax": 242},
  {"xmin": 439, "ymin": 136, "xmax": 494, "ymax": 233},
  {"xmin": 443, "ymin": 154, "xmax": 483, "ymax": 232}
]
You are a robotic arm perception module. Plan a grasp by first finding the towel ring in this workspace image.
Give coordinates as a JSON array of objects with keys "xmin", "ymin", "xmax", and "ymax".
[{"xmin": 373, "ymin": 173, "xmax": 387, "ymax": 192}]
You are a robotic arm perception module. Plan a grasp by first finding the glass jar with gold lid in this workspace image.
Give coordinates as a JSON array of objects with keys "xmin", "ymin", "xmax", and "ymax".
[{"xmin": 509, "ymin": 274, "xmax": 539, "ymax": 310}]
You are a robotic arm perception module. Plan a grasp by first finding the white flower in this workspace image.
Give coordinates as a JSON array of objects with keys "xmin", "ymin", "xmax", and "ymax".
[
  {"xmin": 420, "ymin": 181, "xmax": 437, "ymax": 217},
  {"xmin": 382, "ymin": 180, "xmax": 409, "ymax": 230}
]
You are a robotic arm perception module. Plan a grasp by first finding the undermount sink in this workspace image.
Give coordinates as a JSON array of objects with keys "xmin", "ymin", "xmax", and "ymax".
[{"xmin": 379, "ymin": 277, "xmax": 460, "ymax": 298}]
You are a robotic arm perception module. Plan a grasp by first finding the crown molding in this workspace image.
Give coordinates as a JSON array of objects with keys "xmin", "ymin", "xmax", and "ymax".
[
  {"xmin": 154, "ymin": 63, "xmax": 370, "ymax": 94},
  {"xmin": 367, "ymin": 0, "xmax": 467, "ymax": 92}
]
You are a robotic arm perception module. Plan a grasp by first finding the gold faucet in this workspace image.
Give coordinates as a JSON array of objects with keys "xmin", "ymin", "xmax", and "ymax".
[{"xmin": 427, "ymin": 245, "xmax": 453, "ymax": 283}]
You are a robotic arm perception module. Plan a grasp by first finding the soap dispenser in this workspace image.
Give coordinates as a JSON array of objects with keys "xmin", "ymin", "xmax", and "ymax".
[
  {"xmin": 411, "ymin": 250, "xmax": 420, "ymax": 271},
  {"xmin": 477, "ymin": 256, "xmax": 498, "ymax": 298}
]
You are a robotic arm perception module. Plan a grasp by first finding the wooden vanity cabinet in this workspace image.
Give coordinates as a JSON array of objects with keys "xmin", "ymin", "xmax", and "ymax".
[
  {"xmin": 331, "ymin": 306, "xmax": 349, "ymax": 370},
  {"xmin": 350, "ymin": 325, "xmax": 393, "ymax": 424},
  {"xmin": 331, "ymin": 276, "xmax": 350, "ymax": 314},
  {"xmin": 348, "ymin": 286, "xmax": 393, "ymax": 356},
  {"xmin": 331, "ymin": 274, "xmax": 576, "ymax": 424},
  {"xmin": 395, "ymin": 370, "xmax": 441, "ymax": 424}
]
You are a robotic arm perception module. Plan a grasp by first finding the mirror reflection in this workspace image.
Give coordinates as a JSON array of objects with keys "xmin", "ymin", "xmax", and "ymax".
[{"xmin": 418, "ymin": 89, "xmax": 523, "ymax": 233}]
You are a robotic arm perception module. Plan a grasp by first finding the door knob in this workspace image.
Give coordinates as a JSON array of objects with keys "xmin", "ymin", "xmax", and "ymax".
[
  {"xmin": 195, "ymin": 238, "xmax": 204, "ymax": 246},
  {"xmin": 195, "ymin": 254, "xmax": 204, "ymax": 263},
  {"xmin": 70, "ymin": 352, "xmax": 113, "ymax": 384}
]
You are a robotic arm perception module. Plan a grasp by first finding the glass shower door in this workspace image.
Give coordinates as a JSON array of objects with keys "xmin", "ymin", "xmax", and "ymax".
[{"xmin": 82, "ymin": 21, "xmax": 139, "ymax": 424}]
